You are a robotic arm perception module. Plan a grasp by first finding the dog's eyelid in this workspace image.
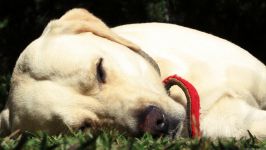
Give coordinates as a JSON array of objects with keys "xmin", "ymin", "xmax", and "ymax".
[{"xmin": 96, "ymin": 58, "xmax": 106, "ymax": 84}]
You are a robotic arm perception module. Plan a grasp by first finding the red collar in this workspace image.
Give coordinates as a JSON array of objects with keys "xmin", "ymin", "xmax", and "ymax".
[{"xmin": 163, "ymin": 75, "xmax": 201, "ymax": 138}]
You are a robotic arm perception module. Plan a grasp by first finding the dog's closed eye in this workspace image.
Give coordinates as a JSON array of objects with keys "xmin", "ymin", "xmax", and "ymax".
[{"xmin": 96, "ymin": 58, "xmax": 106, "ymax": 83}]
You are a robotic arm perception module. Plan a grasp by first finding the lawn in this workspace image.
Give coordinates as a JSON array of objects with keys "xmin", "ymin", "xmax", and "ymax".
[{"xmin": 1, "ymin": 129, "xmax": 266, "ymax": 150}]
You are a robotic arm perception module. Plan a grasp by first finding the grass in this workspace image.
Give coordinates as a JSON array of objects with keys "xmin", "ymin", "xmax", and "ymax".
[
  {"xmin": 0, "ymin": 74, "xmax": 266, "ymax": 149},
  {"xmin": 1, "ymin": 130, "xmax": 266, "ymax": 150}
]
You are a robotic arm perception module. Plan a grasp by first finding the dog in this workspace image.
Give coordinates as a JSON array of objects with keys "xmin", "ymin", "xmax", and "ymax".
[{"xmin": 1, "ymin": 8, "xmax": 266, "ymax": 139}]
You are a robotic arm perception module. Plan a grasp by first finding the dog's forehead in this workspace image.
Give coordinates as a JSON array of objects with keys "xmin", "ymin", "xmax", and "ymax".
[
  {"xmin": 90, "ymin": 35, "xmax": 158, "ymax": 76},
  {"xmin": 41, "ymin": 33, "xmax": 158, "ymax": 77}
]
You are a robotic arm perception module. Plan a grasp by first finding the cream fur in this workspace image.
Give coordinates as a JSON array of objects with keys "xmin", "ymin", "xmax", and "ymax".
[{"xmin": 1, "ymin": 8, "xmax": 266, "ymax": 139}]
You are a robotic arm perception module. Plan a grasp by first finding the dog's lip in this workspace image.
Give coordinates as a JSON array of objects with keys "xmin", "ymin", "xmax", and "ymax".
[
  {"xmin": 133, "ymin": 122, "xmax": 181, "ymax": 138},
  {"xmin": 136, "ymin": 129, "xmax": 179, "ymax": 139},
  {"xmin": 78, "ymin": 122, "xmax": 92, "ymax": 131},
  {"xmin": 168, "ymin": 125, "xmax": 180, "ymax": 139},
  {"xmin": 168, "ymin": 123, "xmax": 182, "ymax": 139}
]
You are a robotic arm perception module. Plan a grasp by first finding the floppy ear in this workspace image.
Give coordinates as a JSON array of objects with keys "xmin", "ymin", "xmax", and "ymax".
[
  {"xmin": 43, "ymin": 8, "xmax": 161, "ymax": 75},
  {"xmin": 43, "ymin": 8, "xmax": 141, "ymax": 52}
]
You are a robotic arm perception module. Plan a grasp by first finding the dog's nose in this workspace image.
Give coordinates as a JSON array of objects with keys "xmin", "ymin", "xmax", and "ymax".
[{"xmin": 138, "ymin": 106, "xmax": 171, "ymax": 137}]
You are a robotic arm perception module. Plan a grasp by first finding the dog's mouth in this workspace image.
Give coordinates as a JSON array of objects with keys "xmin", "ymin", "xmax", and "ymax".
[{"xmin": 78, "ymin": 122, "xmax": 92, "ymax": 132}]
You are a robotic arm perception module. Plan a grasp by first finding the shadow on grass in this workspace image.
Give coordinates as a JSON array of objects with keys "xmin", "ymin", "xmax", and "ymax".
[{"xmin": 0, "ymin": 74, "xmax": 11, "ymax": 111}]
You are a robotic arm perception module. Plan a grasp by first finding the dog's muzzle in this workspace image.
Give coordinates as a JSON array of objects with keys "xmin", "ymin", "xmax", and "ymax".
[{"xmin": 138, "ymin": 105, "xmax": 180, "ymax": 138}]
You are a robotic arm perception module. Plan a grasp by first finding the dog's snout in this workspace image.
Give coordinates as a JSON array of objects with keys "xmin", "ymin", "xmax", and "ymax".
[{"xmin": 138, "ymin": 106, "xmax": 170, "ymax": 136}]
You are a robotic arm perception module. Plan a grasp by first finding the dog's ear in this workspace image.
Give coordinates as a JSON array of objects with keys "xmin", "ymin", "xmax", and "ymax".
[
  {"xmin": 42, "ymin": 8, "xmax": 141, "ymax": 52},
  {"xmin": 43, "ymin": 8, "xmax": 161, "ymax": 75}
]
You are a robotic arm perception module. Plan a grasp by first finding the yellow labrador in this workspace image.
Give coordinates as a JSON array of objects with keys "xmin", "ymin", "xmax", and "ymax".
[{"xmin": 1, "ymin": 8, "xmax": 266, "ymax": 139}]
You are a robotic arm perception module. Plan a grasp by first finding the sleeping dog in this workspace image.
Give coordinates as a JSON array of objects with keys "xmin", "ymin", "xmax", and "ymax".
[{"xmin": 1, "ymin": 8, "xmax": 266, "ymax": 139}]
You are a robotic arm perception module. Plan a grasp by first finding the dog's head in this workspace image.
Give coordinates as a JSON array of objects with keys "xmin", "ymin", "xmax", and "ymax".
[{"xmin": 7, "ymin": 9, "xmax": 185, "ymax": 137}]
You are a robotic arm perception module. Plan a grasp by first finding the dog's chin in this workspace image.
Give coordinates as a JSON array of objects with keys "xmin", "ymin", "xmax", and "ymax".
[
  {"xmin": 75, "ymin": 119, "xmax": 132, "ymax": 136},
  {"xmin": 75, "ymin": 122, "xmax": 181, "ymax": 139},
  {"xmin": 131, "ymin": 127, "xmax": 183, "ymax": 139},
  {"xmin": 133, "ymin": 118, "xmax": 186, "ymax": 139},
  {"xmin": 129, "ymin": 121, "xmax": 185, "ymax": 139}
]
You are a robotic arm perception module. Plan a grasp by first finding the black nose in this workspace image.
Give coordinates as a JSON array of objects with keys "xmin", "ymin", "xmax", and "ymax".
[{"xmin": 138, "ymin": 106, "xmax": 170, "ymax": 137}]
